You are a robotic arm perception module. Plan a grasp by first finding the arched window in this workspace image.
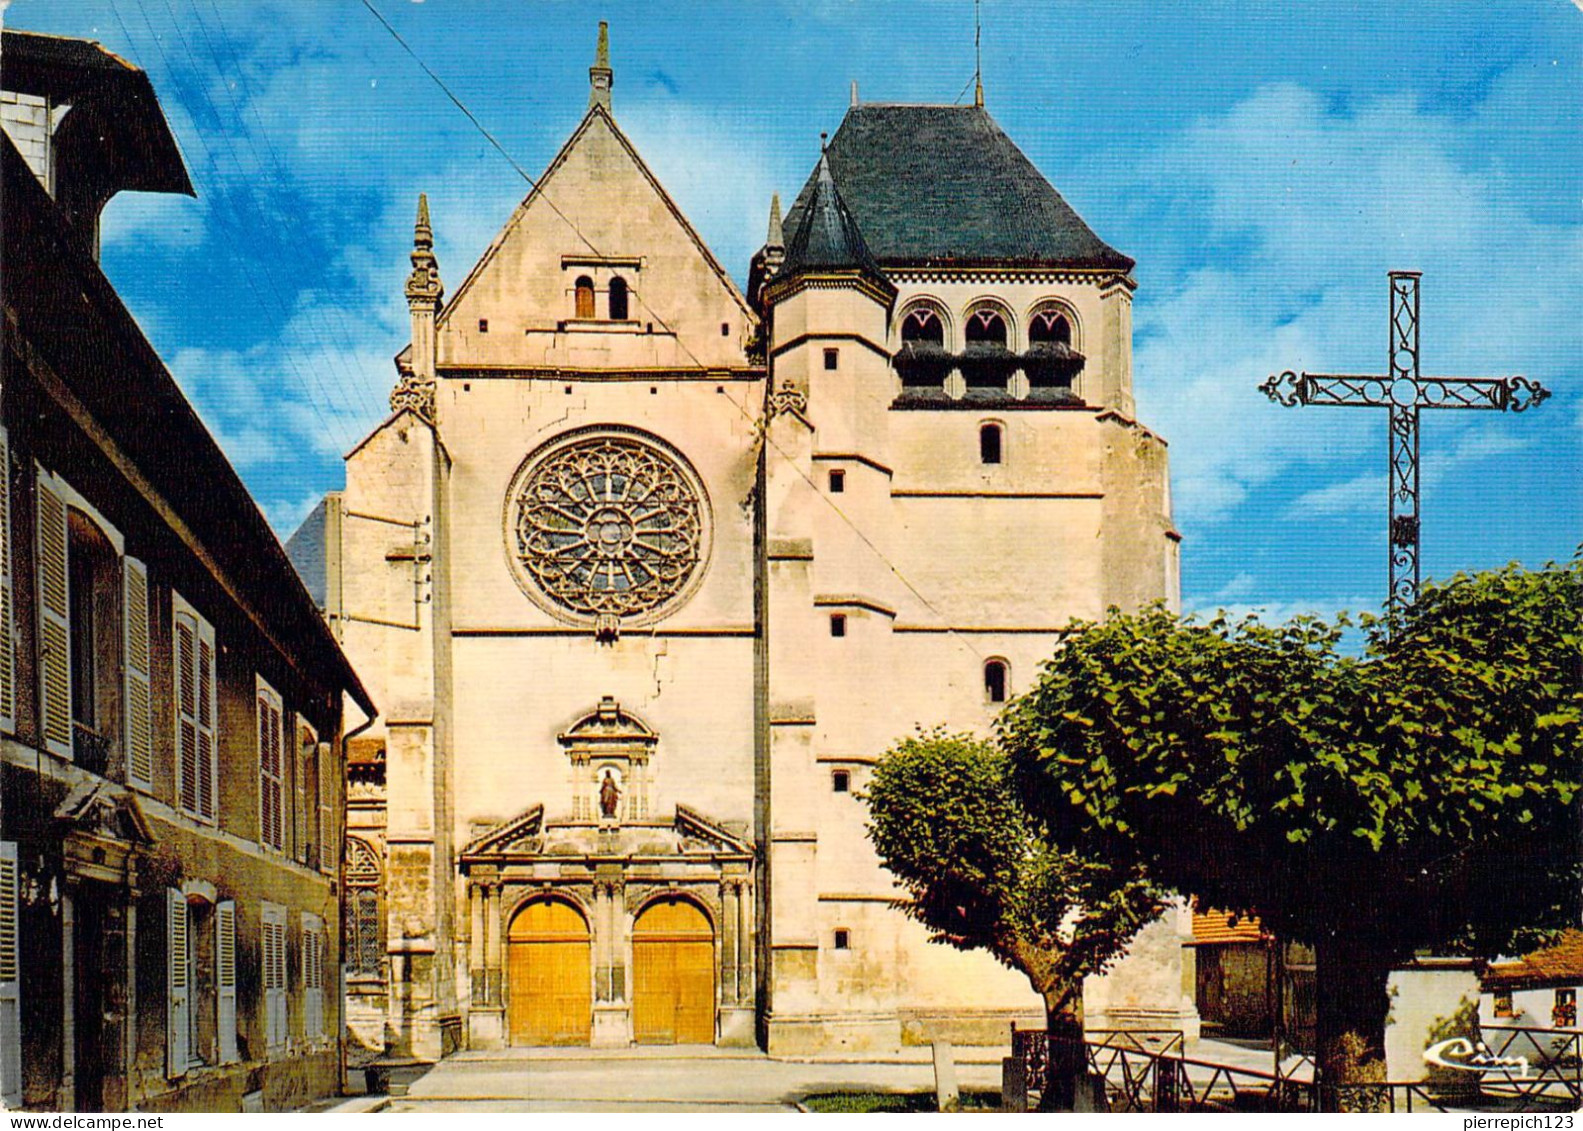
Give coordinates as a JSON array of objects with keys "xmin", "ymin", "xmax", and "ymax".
[
  {"xmin": 901, "ymin": 307, "xmax": 945, "ymax": 346},
  {"xmin": 965, "ymin": 309, "xmax": 1008, "ymax": 347},
  {"xmin": 979, "ymin": 422, "xmax": 1003, "ymax": 465},
  {"xmin": 345, "ymin": 838, "xmax": 384, "ymax": 978},
  {"xmin": 608, "ymin": 276, "xmax": 629, "ymax": 320},
  {"xmin": 1029, "ymin": 310, "xmax": 1072, "ymax": 346},
  {"xmin": 574, "ymin": 275, "xmax": 595, "ymax": 319},
  {"xmin": 984, "ymin": 659, "xmax": 1008, "ymax": 704}
]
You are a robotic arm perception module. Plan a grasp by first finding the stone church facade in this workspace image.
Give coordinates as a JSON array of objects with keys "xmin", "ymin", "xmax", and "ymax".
[{"xmin": 290, "ymin": 26, "xmax": 1191, "ymax": 1060}]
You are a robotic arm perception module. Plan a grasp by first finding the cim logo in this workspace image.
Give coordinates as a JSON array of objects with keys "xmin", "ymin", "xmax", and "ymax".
[{"xmin": 1422, "ymin": 1037, "xmax": 1530, "ymax": 1079}]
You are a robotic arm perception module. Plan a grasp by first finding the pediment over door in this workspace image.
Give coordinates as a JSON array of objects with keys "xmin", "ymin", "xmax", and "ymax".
[
  {"xmin": 55, "ymin": 781, "xmax": 155, "ymax": 884},
  {"xmin": 459, "ymin": 802, "xmax": 752, "ymax": 868}
]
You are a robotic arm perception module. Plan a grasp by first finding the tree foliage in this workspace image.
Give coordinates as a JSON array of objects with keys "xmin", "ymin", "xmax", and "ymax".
[
  {"xmin": 1000, "ymin": 559, "xmax": 1582, "ymax": 955},
  {"xmin": 998, "ymin": 558, "xmax": 1583, "ymax": 1091},
  {"xmin": 864, "ymin": 729, "xmax": 1162, "ymax": 1013}
]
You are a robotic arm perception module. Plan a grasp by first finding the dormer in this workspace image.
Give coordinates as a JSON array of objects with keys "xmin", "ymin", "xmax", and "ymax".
[{"xmin": 0, "ymin": 30, "xmax": 193, "ymax": 256}]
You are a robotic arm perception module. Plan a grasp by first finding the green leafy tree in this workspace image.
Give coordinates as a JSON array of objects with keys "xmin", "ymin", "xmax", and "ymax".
[
  {"xmin": 1000, "ymin": 560, "xmax": 1583, "ymax": 1107},
  {"xmin": 864, "ymin": 730, "xmax": 1163, "ymax": 1109}
]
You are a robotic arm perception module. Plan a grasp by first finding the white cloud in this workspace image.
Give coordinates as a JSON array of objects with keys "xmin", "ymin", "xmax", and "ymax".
[{"xmin": 1132, "ymin": 83, "xmax": 1583, "ymax": 535}]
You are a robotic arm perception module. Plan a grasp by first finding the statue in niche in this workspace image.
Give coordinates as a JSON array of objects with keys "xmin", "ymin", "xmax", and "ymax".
[{"xmin": 598, "ymin": 769, "xmax": 621, "ymax": 819}]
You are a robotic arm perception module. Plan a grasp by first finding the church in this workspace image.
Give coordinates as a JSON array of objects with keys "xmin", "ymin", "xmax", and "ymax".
[{"xmin": 289, "ymin": 24, "xmax": 1190, "ymax": 1060}]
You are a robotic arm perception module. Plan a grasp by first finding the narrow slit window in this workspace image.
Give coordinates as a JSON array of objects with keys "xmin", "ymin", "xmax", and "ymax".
[
  {"xmin": 980, "ymin": 423, "xmax": 1003, "ymax": 465},
  {"xmin": 833, "ymin": 929, "xmax": 850, "ymax": 950},
  {"xmin": 828, "ymin": 470, "xmax": 845, "ymax": 494},
  {"xmin": 478, "ymin": 318, "xmax": 489, "ymax": 333},
  {"xmin": 829, "ymin": 613, "xmax": 846, "ymax": 638},
  {"xmin": 984, "ymin": 659, "xmax": 1008, "ymax": 704},
  {"xmin": 608, "ymin": 276, "xmax": 629, "ymax": 320},
  {"xmin": 824, "ymin": 348, "xmax": 839, "ymax": 370},
  {"xmin": 721, "ymin": 322, "xmax": 731, "ymax": 337},
  {"xmin": 832, "ymin": 770, "xmax": 850, "ymax": 793}
]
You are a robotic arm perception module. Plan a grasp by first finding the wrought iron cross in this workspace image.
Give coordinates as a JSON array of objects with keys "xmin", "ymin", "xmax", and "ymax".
[{"xmin": 1261, "ymin": 271, "xmax": 1549, "ymax": 613}]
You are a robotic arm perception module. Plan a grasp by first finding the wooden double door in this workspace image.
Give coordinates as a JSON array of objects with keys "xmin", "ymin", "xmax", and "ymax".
[
  {"xmin": 507, "ymin": 900, "xmax": 591, "ymax": 1046},
  {"xmin": 506, "ymin": 894, "xmax": 716, "ymax": 1046},
  {"xmin": 631, "ymin": 897, "xmax": 715, "ymax": 1045}
]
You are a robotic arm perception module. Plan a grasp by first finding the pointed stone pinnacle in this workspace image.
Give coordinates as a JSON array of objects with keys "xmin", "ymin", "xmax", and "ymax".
[
  {"xmin": 589, "ymin": 21, "xmax": 614, "ymax": 110},
  {"xmin": 767, "ymin": 193, "xmax": 784, "ymax": 249},
  {"xmin": 414, "ymin": 192, "xmax": 432, "ymax": 247}
]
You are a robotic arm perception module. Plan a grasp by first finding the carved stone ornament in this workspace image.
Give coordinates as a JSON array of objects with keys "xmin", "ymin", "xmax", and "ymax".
[
  {"xmin": 506, "ymin": 429, "xmax": 710, "ymax": 625},
  {"xmin": 767, "ymin": 378, "xmax": 808, "ymax": 418},
  {"xmin": 390, "ymin": 372, "xmax": 436, "ymax": 423}
]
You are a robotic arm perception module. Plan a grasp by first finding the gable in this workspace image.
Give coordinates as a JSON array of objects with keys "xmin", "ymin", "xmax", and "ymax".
[{"xmin": 437, "ymin": 107, "xmax": 755, "ymax": 372}]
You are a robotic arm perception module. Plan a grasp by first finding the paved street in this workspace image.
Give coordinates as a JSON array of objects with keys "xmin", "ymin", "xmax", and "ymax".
[{"xmin": 384, "ymin": 1046, "xmax": 1009, "ymax": 1113}]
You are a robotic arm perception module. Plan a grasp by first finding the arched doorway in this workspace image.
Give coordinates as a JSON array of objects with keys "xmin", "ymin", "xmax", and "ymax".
[
  {"xmin": 631, "ymin": 896, "xmax": 715, "ymax": 1044},
  {"xmin": 507, "ymin": 898, "xmax": 591, "ymax": 1046}
]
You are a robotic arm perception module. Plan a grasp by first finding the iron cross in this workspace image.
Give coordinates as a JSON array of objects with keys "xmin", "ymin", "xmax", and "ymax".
[{"xmin": 1261, "ymin": 271, "xmax": 1549, "ymax": 613}]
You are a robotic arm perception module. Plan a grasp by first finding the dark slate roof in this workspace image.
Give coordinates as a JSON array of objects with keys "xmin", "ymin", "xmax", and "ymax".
[
  {"xmin": 779, "ymin": 149, "xmax": 888, "ymax": 286},
  {"xmin": 784, "ymin": 104, "xmax": 1133, "ymax": 272}
]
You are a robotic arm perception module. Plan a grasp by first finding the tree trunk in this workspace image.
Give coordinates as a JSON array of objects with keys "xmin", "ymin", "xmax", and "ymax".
[
  {"xmin": 1313, "ymin": 936, "xmax": 1393, "ymax": 1113},
  {"xmin": 1039, "ymin": 991, "xmax": 1084, "ymax": 1112}
]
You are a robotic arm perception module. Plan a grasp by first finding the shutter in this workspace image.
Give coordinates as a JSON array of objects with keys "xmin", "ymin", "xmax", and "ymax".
[
  {"xmin": 35, "ymin": 477, "xmax": 71, "ymax": 759},
  {"xmin": 268, "ymin": 702, "xmax": 284, "ymax": 850},
  {"xmin": 0, "ymin": 842, "xmax": 21, "ymax": 1108},
  {"xmin": 0, "ymin": 429, "xmax": 14, "ymax": 735},
  {"xmin": 166, "ymin": 889, "xmax": 189, "ymax": 1078},
  {"xmin": 217, "ymin": 900, "xmax": 237, "ymax": 1064},
  {"xmin": 176, "ymin": 616, "xmax": 198, "ymax": 813},
  {"xmin": 273, "ymin": 920, "xmax": 287, "ymax": 1047},
  {"xmin": 302, "ymin": 915, "xmax": 321, "ymax": 1041},
  {"xmin": 123, "ymin": 558, "xmax": 153, "ymax": 789},
  {"xmin": 197, "ymin": 635, "xmax": 216, "ymax": 820},
  {"xmin": 293, "ymin": 723, "xmax": 308, "ymax": 864},
  {"xmin": 318, "ymin": 742, "xmax": 334, "ymax": 874}
]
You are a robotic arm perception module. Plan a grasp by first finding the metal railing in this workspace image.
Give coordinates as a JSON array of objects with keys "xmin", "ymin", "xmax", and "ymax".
[
  {"xmin": 1010, "ymin": 1027, "xmax": 1583, "ymax": 1113},
  {"xmin": 1477, "ymin": 1025, "xmax": 1583, "ymax": 1109}
]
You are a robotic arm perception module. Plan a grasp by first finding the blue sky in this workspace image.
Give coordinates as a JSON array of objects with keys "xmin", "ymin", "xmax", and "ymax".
[{"xmin": 14, "ymin": 0, "xmax": 1583, "ymax": 623}]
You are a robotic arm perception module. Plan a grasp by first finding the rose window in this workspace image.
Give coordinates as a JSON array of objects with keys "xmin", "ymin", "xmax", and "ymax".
[{"xmin": 508, "ymin": 431, "xmax": 708, "ymax": 623}]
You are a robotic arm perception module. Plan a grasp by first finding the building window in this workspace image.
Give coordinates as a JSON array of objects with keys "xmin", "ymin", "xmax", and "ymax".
[
  {"xmin": 1029, "ymin": 310, "xmax": 1072, "ymax": 346},
  {"xmin": 346, "ymin": 838, "xmax": 384, "ymax": 978},
  {"xmin": 1555, "ymin": 988, "xmax": 1577, "ymax": 1029},
  {"xmin": 257, "ymin": 680, "xmax": 285, "ymax": 849},
  {"xmin": 574, "ymin": 275, "xmax": 595, "ymax": 319},
  {"xmin": 478, "ymin": 318, "xmax": 489, "ymax": 333},
  {"xmin": 66, "ymin": 510, "xmax": 118, "ymax": 773},
  {"xmin": 833, "ymin": 928, "xmax": 851, "ymax": 950},
  {"xmin": 980, "ymin": 422, "xmax": 1003, "ymax": 465},
  {"xmin": 984, "ymin": 659, "xmax": 1008, "ymax": 704},
  {"xmin": 832, "ymin": 769, "xmax": 851, "ymax": 793},
  {"xmin": 173, "ymin": 595, "xmax": 218, "ymax": 821},
  {"xmin": 609, "ymin": 276, "xmax": 629, "ymax": 320},
  {"xmin": 166, "ymin": 890, "xmax": 237, "ymax": 1077},
  {"xmin": 829, "ymin": 613, "xmax": 846, "ymax": 638},
  {"xmin": 261, "ymin": 903, "xmax": 288, "ymax": 1054},
  {"xmin": 824, "ymin": 348, "xmax": 839, "ymax": 370},
  {"xmin": 1493, "ymin": 991, "xmax": 1515, "ymax": 1018},
  {"xmin": 721, "ymin": 321, "xmax": 730, "ymax": 337},
  {"xmin": 302, "ymin": 913, "xmax": 326, "ymax": 1042},
  {"xmin": 828, "ymin": 469, "xmax": 845, "ymax": 494},
  {"xmin": 901, "ymin": 307, "xmax": 945, "ymax": 346},
  {"xmin": 965, "ymin": 309, "xmax": 1008, "ymax": 347}
]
